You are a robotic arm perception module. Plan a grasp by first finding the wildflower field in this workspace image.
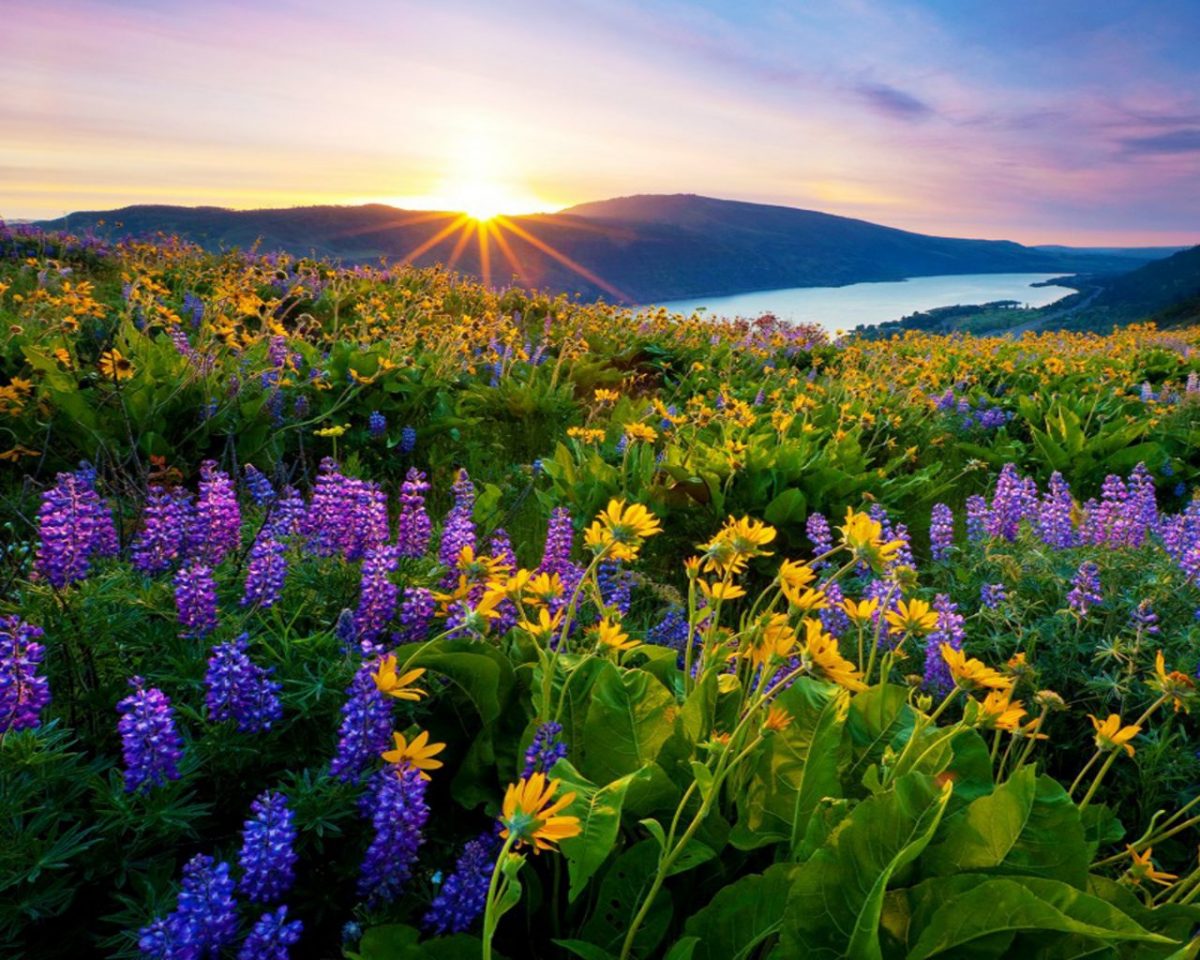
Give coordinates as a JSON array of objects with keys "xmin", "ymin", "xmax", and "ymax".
[{"xmin": 6, "ymin": 221, "xmax": 1200, "ymax": 959}]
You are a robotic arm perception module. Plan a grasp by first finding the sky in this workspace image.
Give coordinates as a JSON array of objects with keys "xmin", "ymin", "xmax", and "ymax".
[{"xmin": 3, "ymin": 0, "xmax": 1199, "ymax": 244}]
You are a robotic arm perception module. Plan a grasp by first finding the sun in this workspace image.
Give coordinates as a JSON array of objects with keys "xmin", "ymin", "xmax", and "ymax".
[{"xmin": 444, "ymin": 180, "xmax": 544, "ymax": 221}]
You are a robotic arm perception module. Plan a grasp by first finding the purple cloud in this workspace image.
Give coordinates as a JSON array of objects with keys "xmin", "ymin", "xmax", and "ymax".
[
  {"xmin": 856, "ymin": 82, "xmax": 934, "ymax": 121},
  {"xmin": 1119, "ymin": 128, "xmax": 1200, "ymax": 154}
]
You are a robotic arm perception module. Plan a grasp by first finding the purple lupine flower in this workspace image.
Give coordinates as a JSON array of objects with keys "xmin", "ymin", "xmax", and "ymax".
[
  {"xmin": 864, "ymin": 578, "xmax": 901, "ymax": 648},
  {"xmin": 396, "ymin": 468, "xmax": 432, "ymax": 558},
  {"xmin": 488, "ymin": 528, "xmax": 518, "ymax": 570},
  {"xmin": 244, "ymin": 465, "xmax": 276, "ymax": 507},
  {"xmin": 980, "ymin": 582, "xmax": 1008, "ymax": 608},
  {"xmin": 522, "ymin": 721, "xmax": 568, "ymax": 777},
  {"xmin": 132, "ymin": 485, "xmax": 192, "ymax": 576},
  {"xmin": 424, "ymin": 834, "xmax": 497, "ymax": 934},
  {"xmin": 238, "ymin": 791, "xmax": 297, "ymax": 903},
  {"xmin": 806, "ymin": 512, "xmax": 833, "ymax": 567},
  {"xmin": 1067, "ymin": 562, "xmax": 1103, "ymax": 617},
  {"xmin": 539, "ymin": 506, "xmax": 583, "ymax": 604},
  {"xmin": 598, "ymin": 561, "xmax": 634, "ymax": 615},
  {"xmin": 354, "ymin": 546, "xmax": 400, "ymax": 656},
  {"xmin": 1036, "ymin": 471, "xmax": 1075, "ymax": 549},
  {"xmin": 869, "ymin": 505, "xmax": 914, "ymax": 570},
  {"xmin": 268, "ymin": 335, "xmax": 289, "ymax": 368},
  {"xmin": 330, "ymin": 662, "xmax": 393, "ymax": 782},
  {"xmin": 304, "ymin": 459, "xmax": 389, "ymax": 560},
  {"xmin": 117, "ymin": 677, "xmax": 184, "ymax": 793},
  {"xmin": 358, "ymin": 765, "xmax": 430, "ymax": 906},
  {"xmin": 34, "ymin": 470, "xmax": 116, "ymax": 587},
  {"xmin": 647, "ymin": 607, "xmax": 691, "ymax": 658},
  {"xmin": 268, "ymin": 485, "xmax": 306, "ymax": 540},
  {"xmin": 368, "ymin": 411, "xmax": 386, "ymax": 439},
  {"xmin": 399, "ymin": 425, "xmax": 417, "ymax": 455},
  {"xmin": 1130, "ymin": 599, "xmax": 1160, "ymax": 636},
  {"xmin": 922, "ymin": 594, "xmax": 964, "ymax": 697},
  {"xmin": 242, "ymin": 536, "xmax": 288, "ymax": 609},
  {"xmin": 438, "ymin": 469, "xmax": 477, "ymax": 575},
  {"xmin": 292, "ymin": 395, "xmax": 309, "ymax": 419},
  {"xmin": 238, "ymin": 906, "xmax": 303, "ymax": 960},
  {"xmin": 188, "ymin": 460, "xmax": 241, "ymax": 565},
  {"xmin": 175, "ymin": 562, "xmax": 218, "ymax": 637},
  {"xmin": 204, "ymin": 636, "xmax": 283, "ymax": 733},
  {"xmin": 818, "ymin": 580, "xmax": 851, "ymax": 638},
  {"xmin": 1127, "ymin": 463, "xmax": 1159, "ymax": 540},
  {"xmin": 393, "ymin": 588, "xmax": 436, "ymax": 646},
  {"xmin": 965, "ymin": 495, "xmax": 989, "ymax": 542},
  {"xmin": 145, "ymin": 855, "xmax": 239, "ymax": 958},
  {"xmin": 986, "ymin": 463, "xmax": 1034, "ymax": 541},
  {"xmin": 0, "ymin": 616, "xmax": 49, "ymax": 732},
  {"xmin": 929, "ymin": 503, "xmax": 953, "ymax": 562}
]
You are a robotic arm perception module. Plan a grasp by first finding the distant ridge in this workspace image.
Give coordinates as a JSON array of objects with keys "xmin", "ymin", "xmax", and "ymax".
[{"xmin": 33, "ymin": 194, "xmax": 1181, "ymax": 303}]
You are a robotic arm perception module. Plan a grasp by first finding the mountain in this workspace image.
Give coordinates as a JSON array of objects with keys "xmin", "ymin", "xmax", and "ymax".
[
  {"xmin": 34, "ymin": 194, "xmax": 1177, "ymax": 304},
  {"xmin": 1053, "ymin": 244, "xmax": 1200, "ymax": 330}
]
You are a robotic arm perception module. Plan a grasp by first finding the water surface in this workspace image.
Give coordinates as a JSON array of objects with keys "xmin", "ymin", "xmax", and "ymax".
[{"xmin": 650, "ymin": 273, "xmax": 1074, "ymax": 332}]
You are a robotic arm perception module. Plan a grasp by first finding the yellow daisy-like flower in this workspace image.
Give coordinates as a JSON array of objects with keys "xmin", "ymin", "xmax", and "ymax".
[
  {"xmin": 381, "ymin": 729, "xmax": 446, "ymax": 780},
  {"xmin": 583, "ymin": 499, "xmax": 662, "ymax": 562},
  {"xmin": 744, "ymin": 613, "xmax": 797, "ymax": 669},
  {"xmin": 525, "ymin": 572, "xmax": 566, "ymax": 605},
  {"xmin": 371, "ymin": 655, "xmax": 427, "ymax": 701},
  {"xmin": 500, "ymin": 772, "xmax": 582, "ymax": 853},
  {"xmin": 1126, "ymin": 847, "xmax": 1178, "ymax": 888},
  {"xmin": 1151, "ymin": 649, "xmax": 1195, "ymax": 713},
  {"xmin": 314, "ymin": 423, "xmax": 350, "ymax": 438},
  {"xmin": 595, "ymin": 617, "xmax": 639, "ymax": 652},
  {"xmin": 800, "ymin": 618, "xmax": 866, "ymax": 692},
  {"xmin": 623, "ymin": 422, "xmax": 658, "ymax": 444},
  {"xmin": 698, "ymin": 579, "xmax": 747, "ymax": 602},
  {"xmin": 593, "ymin": 388, "xmax": 620, "ymax": 404},
  {"xmin": 941, "ymin": 644, "xmax": 1012, "ymax": 692},
  {"xmin": 838, "ymin": 507, "xmax": 904, "ymax": 571},
  {"xmin": 1089, "ymin": 713, "xmax": 1141, "ymax": 757},
  {"xmin": 841, "ymin": 597, "xmax": 879, "ymax": 627},
  {"xmin": 98, "ymin": 349, "xmax": 134, "ymax": 381},
  {"xmin": 783, "ymin": 585, "xmax": 827, "ymax": 614},
  {"xmin": 778, "ymin": 559, "xmax": 816, "ymax": 594},
  {"xmin": 455, "ymin": 545, "xmax": 511, "ymax": 585},
  {"xmin": 762, "ymin": 706, "xmax": 793, "ymax": 733},
  {"xmin": 567, "ymin": 426, "xmax": 606, "ymax": 445},
  {"xmin": 884, "ymin": 598, "xmax": 939, "ymax": 635},
  {"xmin": 518, "ymin": 607, "xmax": 564, "ymax": 642},
  {"xmin": 974, "ymin": 689, "xmax": 1027, "ymax": 732}
]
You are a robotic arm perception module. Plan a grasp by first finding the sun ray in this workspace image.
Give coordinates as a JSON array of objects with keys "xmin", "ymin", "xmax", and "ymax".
[
  {"xmin": 495, "ymin": 216, "xmax": 628, "ymax": 302},
  {"xmin": 398, "ymin": 214, "xmax": 471, "ymax": 265},
  {"xmin": 476, "ymin": 219, "xmax": 492, "ymax": 288},
  {"xmin": 446, "ymin": 219, "xmax": 475, "ymax": 271},
  {"xmin": 487, "ymin": 220, "xmax": 527, "ymax": 286}
]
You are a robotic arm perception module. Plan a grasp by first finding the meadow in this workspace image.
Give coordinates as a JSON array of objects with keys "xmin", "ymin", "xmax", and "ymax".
[{"xmin": 4, "ymin": 220, "xmax": 1200, "ymax": 959}]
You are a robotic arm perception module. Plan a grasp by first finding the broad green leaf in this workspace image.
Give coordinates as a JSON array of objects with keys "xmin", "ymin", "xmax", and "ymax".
[
  {"xmin": 920, "ymin": 767, "xmax": 1089, "ymax": 887},
  {"xmin": 554, "ymin": 940, "xmax": 618, "ymax": 960},
  {"xmin": 579, "ymin": 665, "xmax": 676, "ymax": 784},
  {"xmin": 730, "ymin": 678, "xmax": 849, "ymax": 852},
  {"xmin": 663, "ymin": 937, "xmax": 701, "ymax": 960},
  {"xmin": 551, "ymin": 760, "xmax": 639, "ymax": 902},
  {"xmin": 580, "ymin": 839, "xmax": 672, "ymax": 957},
  {"xmin": 780, "ymin": 773, "xmax": 952, "ymax": 959},
  {"xmin": 403, "ymin": 641, "xmax": 514, "ymax": 725},
  {"xmin": 684, "ymin": 863, "xmax": 794, "ymax": 960},
  {"xmin": 904, "ymin": 875, "xmax": 1175, "ymax": 959}
]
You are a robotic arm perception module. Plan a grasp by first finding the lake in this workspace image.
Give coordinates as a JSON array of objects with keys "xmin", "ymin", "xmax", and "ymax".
[{"xmin": 649, "ymin": 272, "xmax": 1075, "ymax": 332}]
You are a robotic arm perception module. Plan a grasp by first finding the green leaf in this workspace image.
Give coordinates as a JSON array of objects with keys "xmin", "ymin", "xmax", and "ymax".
[
  {"xmin": 579, "ymin": 665, "xmax": 676, "ymax": 783},
  {"xmin": 404, "ymin": 641, "xmax": 514, "ymax": 725},
  {"xmin": 554, "ymin": 940, "xmax": 619, "ymax": 960},
  {"xmin": 580, "ymin": 839, "xmax": 673, "ymax": 957},
  {"xmin": 729, "ymin": 679, "xmax": 849, "ymax": 853},
  {"xmin": 764, "ymin": 488, "xmax": 808, "ymax": 527},
  {"xmin": 904, "ymin": 875, "xmax": 1175, "ymax": 959},
  {"xmin": 551, "ymin": 760, "xmax": 639, "ymax": 902},
  {"xmin": 780, "ymin": 773, "xmax": 952, "ymax": 960},
  {"xmin": 684, "ymin": 863, "xmax": 794, "ymax": 960},
  {"xmin": 920, "ymin": 767, "xmax": 1090, "ymax": 888},
  {"xmin": 663, "ymin": 937, "xmax": 701, "ymax": 960}
]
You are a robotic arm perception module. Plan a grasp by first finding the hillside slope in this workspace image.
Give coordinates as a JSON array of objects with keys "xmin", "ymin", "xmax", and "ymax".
[{"xmin": 36, "ymin": 194, "xmax": 1163, "ymax": 304}]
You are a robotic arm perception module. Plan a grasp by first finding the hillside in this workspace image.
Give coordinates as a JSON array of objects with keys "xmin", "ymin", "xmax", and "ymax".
[{"xmin": 34, "ymin": 194, "xmax": 1160, "ymax": 304}]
